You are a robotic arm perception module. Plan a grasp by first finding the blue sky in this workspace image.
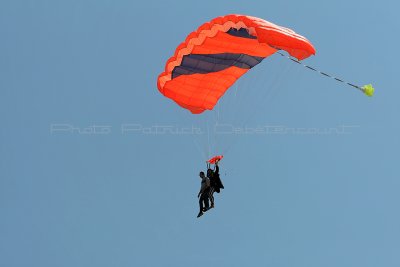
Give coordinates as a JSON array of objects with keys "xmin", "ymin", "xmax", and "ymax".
[{"xmin": 1, "ymin": 0, "xmax": 399, "ymax": 266}]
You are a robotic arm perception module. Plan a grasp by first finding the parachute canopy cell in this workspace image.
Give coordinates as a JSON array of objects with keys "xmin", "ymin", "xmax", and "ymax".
[{"xmin": 157, "ymin": 14, "xmax": 316, "ymax": 114}]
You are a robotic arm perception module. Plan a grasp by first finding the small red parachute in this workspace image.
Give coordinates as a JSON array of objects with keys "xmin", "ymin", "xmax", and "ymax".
[
  {"xmin": 207, "ymin": 155, "xmax": 223, "ymax": 164},
  {"xmin": 157, "ymin": 14, "xmax": 315, "ymax": 114}
]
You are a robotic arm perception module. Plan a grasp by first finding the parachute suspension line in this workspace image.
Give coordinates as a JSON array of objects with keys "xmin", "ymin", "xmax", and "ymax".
[
  {"xmin": 210, "ymin": 78, "xmax": 223, "ymax": 158},
  {"xmin": 221, "ymin": 78, "xmax": 239, "ymax": 125},
  {"xmin": 234, "ymin": 80, "xmax": 239, "ymax": 97},
  {"xmin": 221, "ymin": 63, "xmax": 268, "ymax": 156},
  {"xmin": 207, "ymin": 119, "xmax": 211, "ymax": 159},
  {"xmin": 211, "ymin": 110, "xmax": 220, "ymax": 158},
  {"xmin": 222, "ymin": 80, "xmax": 243, "ymax": 156},
  {"xmin": 222, "ymin": 57, "xmax": 292, "ymax": 156},
  {"xmin": 193, "ymin": 136, "xmax": 207, "ymax": 161},
  {"xmin": 175, "ymin": 108, "xmax": 207, "ymax": 161},
  {"xmin": 213, "ymin": 80, "xmax": 240, "ymax": 158},
  {"xmin": 217, "ymin": 97, "xmax": 220, "ymax": 123},
  {"xmin": 276, "ymin": 51, "xmax": 375, "ymax": 97},
  {"xmin": 239, "ymin": 57, "xmax": 292, "ymax": 128},
  {"xmin": 231, "ymin": 55, "xmax": 289, "ymax": 129},
  {"xmin": 214, "ymin": 105, "xmax": 220, "ymax": 156}
]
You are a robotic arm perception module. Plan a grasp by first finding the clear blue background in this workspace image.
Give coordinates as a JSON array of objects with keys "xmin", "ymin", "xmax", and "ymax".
[{"xmin": 1, "ymin": 0, "xmax": 399, "ymax": 266}]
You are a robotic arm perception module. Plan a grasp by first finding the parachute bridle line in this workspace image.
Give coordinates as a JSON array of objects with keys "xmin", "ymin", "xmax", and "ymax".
[{"xmin": 276, "ymin": 51, "xmax": 374, "ymax": 97}]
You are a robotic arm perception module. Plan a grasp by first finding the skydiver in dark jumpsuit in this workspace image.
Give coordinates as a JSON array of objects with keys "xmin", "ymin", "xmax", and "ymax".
[
  {"xmin": 197, "ymin": 171, "xmax": 211, "ymax": 218},
  {"xmin": 207, "ymin": 159, "xmax": 224, "ymax": 209}
]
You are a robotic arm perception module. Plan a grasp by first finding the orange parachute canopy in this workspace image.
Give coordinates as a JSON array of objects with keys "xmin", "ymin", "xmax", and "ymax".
[{"xmin": 157, "ymin": 14, "xmax": 316, "ymax": 114}]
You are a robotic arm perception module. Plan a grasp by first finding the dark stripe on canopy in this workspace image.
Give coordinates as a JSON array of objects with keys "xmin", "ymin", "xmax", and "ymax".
[
  {"xmin": 226, "ymin": 28, "xmax": 257, "ymax": 39},
  {"xmin": 172, "ymin": 53, "xmax": 264, "ymax": 79}
]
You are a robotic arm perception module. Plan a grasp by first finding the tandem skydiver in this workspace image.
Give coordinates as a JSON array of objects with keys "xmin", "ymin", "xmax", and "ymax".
[
  {"xmin": 197, "ymin": 171, "xmax": 211, "ymax": 218},
  {"xmin": 207, "ymin": 159, "xmax": 224, "ymax": 209}
]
